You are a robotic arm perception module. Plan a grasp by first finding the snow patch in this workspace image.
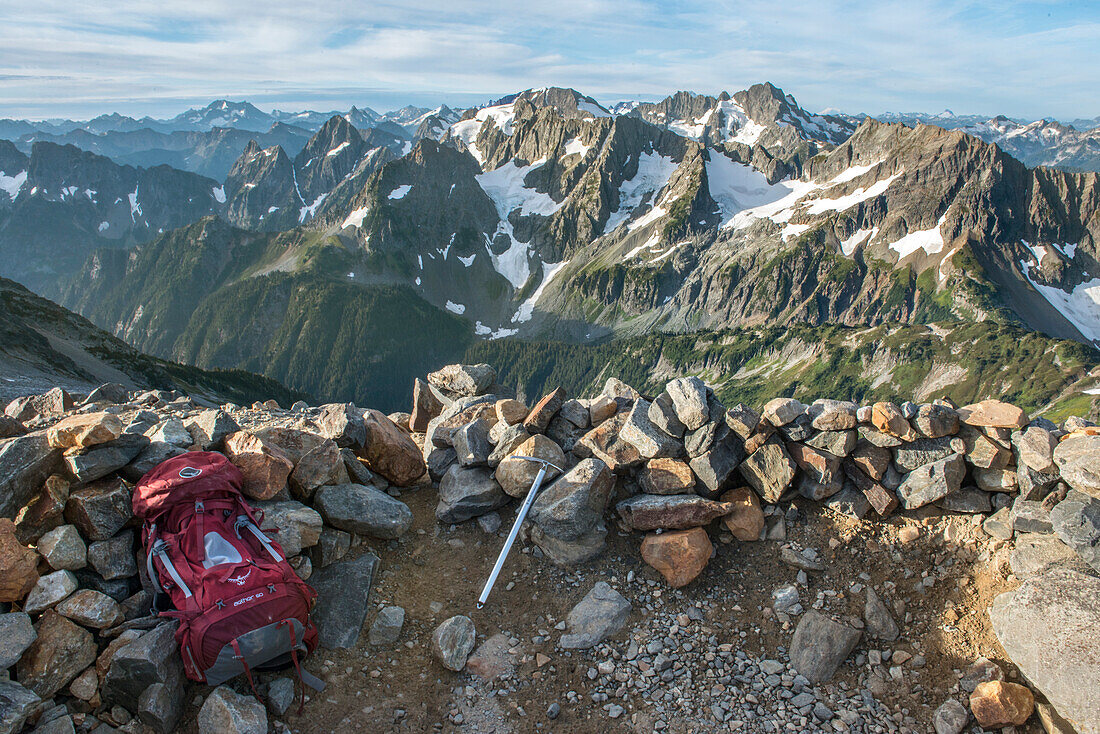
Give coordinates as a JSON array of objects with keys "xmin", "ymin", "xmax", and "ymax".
[
  {"xmin": 888, "ymin": 214, "xmax": 948, "ymax": 258},
  {"xmin": 563, "ymin": 137, "xmax": 591, "ymax": 159},
  {"xmin": 512, "ymin": 260, "xmax": 570, "ymax": 323},
  {"xmin": 342, "ymin": 206, "xmax": 370, "ymax": 229},
  {"xmin": 128, "ymin": 186, "xmax": 142, "ymax": 222},
  {"xmin": 388, "ymin": 184, "xmax": 412, "ymax": 200},
  {"xmin": 577, "ymin": 100, "xmax": 610, "ymax": 118},
  {"xmin": 298, "ymin": 193, "xmax": 327, "ymax": 223},
  {"xmin": 802, "ymin": 173, "xmax": 901, "ymax": 215},
  {"xmin": 706, "ymin": 154, "xmax": 796, "ymax": 227},
  {"xmin": 326, "ymin": 141, "xmax": 350, "ymax": 157},
  {"xmin": 840, "ymin": 228, "xmax": 876, "ymax": 256},
  {"xmin": 98, "ymin": 221, "xmax": 109, "ymax": 232},
  {"xmin": 1022, "ymin": 260, "xmax": 1100, "ymax": 342},
  {"xmin": 605, "ymin": 151, "xmax": 679, "ymax": 232},
  {"xmin": 212, "ymin": 185, "xmax": 226, "ymax": 203},
  {"xmin": 625, "ymin": 232, "xmax": 662, "ymax": 259},
  {"xmin": 476, "ymin": 159, "xmax": 561, "ymax": 218},
  {"xmin": 830, "ymin": 160, "xmax": 885, "ymax": 184},
  {"xmin": 458, "ymin": 253, "xmax": 476, "ymax": 267},
  {"xmin": 445, "ymin": 301, "xmax": 466, "ymax": 315}
]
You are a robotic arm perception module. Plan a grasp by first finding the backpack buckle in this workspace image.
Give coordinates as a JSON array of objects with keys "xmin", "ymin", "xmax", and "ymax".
[{"xmin": 194, "ymin": 501, "xmax": 205, "ymax": 514}]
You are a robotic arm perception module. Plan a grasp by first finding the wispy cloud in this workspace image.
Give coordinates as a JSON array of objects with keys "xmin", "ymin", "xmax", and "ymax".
[{"xmin": 0, "ymin": 0, "xmax": 1096, "ymax": 119}]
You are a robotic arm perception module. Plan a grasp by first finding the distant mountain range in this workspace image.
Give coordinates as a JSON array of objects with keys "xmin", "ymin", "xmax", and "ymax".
[{"xmin": 2, "ymin": 84, "xmax": 1098, "ymax": 410}]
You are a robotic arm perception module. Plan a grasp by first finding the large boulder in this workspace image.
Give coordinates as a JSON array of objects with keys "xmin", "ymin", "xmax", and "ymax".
[
  {"xmin": 255, "ymin": 500, "xmax": 323, "ymax": 557},
  {"xmin": 358, "ymin": 409, "xmax": 426, "ymax": 486},
  {"xmin": 87, "ymin": 530, "xmax": 136, "ymax": 580},
  {"xmin": 739, "ymin": 436, "xmax": 796, "ymax": 503},
  {"xmin": 56, "ymin": 589, "xmax": 124, "ymax": 629},
  {"xmin": 410, "ymin": 378, "xmax": 447, "ymax": 432},
  {"xmin": 1049, "ymin": 490, "xmax": 1100, "ymax": 573},
  {"xmin": 640, "ymin": 527, "xmax": 712, "ymax": 588},
  {"xmin": 185, "ymin": 409, "xmax": 240, "ymax": 451},
  {"xmin": 308, "ymin": 552, "xmax": 379, "ymax": 649},
  {"xmin": 575, "ymin": 413, "xmax": 643, "ymax": 471},
  {"xmin": 427, "ymin": 364, "xmax": 496, "ymax": 397},
  {"xmin": 788, "ymin": 611, "xmax": 861, "ymax": 684},
  {"xmin": 620, "ymin": 400, "xmax": 681, "ymax": 459},
  {"xmin": 689, "ymin": 431, "xmax": 746, "ymax": 499},
  {"xmin": 616, "ymin": 494, "xmax": 732, "ymax": 531},
  {"xmin": 0, "ymin": 681, "xmax": 40, "ymax": 734},
  {"xmin": 0, "ymin": 518, "xmax": 40, "ymax": 601},
  {"xmin": 530, "ymin": 524, "xmax": 606, "ymax": 566},
  {"xmin": 494, "ymin": 435, "xmax": 565, "ymax": 498},
  {"xmin": 312, "ymin": 403, "xmax": 367, "ymax": 449},
  {"xmin": 530, "ymin": 458, "xmax": 613, "ymax": 541},
  {"xmin": 102, "ymin": 622, "xmax": 182, "ymax": 706},
  {"xmin": 1013, "ymin": 426, "xmax": 1057, "ymax": 473},
  {"xmin": 666, "ymin": 377, "xmax": 710, "ymax": 431},
  {"xmin": 1054, "ymin": 433, "xmax": 1100, "ymax": 500},
  {"xmin": 523, "ymin": 387, "xmax": 566, "ymax": 434},
  {"xmin": 990, "ymin": 569, "xmax": 1099, "ymax": 734},
  {"xmin": 198, "ymin": 686, "xmax": 267, "ymax": 734},
  {"xmin": 314, "ymin": 484, "xmax": 412, "ymax": 539},
  {"xmin": 17, "ymin": 611, "xmax": 97, "ymax": 698},
  {"xmin": 957, "ymin": 400, "xmax": 1028, "ymax": 429},
  {"xmin": 223, "ymin": 431, "xmax": 293, "ymax": 500},
  {"xmin": 0, "ymin": 612, "xmax": 36, "ymax": 669},
  {"xmin": 46, "ymin": 412, "xmax": 123, "ymax": 450},
  {"xmin": 64, "ymin": 477, "xmax": 132, "ymax": 541},
  {"xmin": 0, "ymin": 432, "xmax": 62, "ymax": 519},
  {"xmin": 639, "ymin": 458, "xmax": 695, "ymax": 495},
  {"xmin": 436, "ymin": 465, "xmax": 509, "ymax": 523},
  {"xmin": 720, "ymin": 486, "xmax": 764, "ymax": 540},
  {"xmin": 897, "ymin": 454, "xmax": 965, "ymax": 509},
  {"xmin": 288, "ymin": 439, "xmax": 347, "ymax": 499},
  {"xmin": 63, "ymin": 433, "xmax": 147, "ymax": 483},
  {"xmin": 559, "ymin": 582, "xmax": 631, "ymax": 649},
  {"xmin": 5, "ymin": 388, "xmax": 73, "ymax": 422}
]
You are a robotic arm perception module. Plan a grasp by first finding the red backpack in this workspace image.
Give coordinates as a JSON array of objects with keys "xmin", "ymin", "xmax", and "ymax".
[{"xmin": 133, "ymin": 451, "xmax": 324, "ymax": 699}]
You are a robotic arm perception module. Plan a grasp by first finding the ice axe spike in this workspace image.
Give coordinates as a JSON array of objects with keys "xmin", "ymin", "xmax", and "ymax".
[{"xmin": 476, "ymin": 456, "xmax": 563, "ymax": 610}]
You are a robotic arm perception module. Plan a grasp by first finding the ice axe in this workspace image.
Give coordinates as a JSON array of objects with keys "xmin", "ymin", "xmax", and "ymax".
[{"xmin": 476, "ymin": 455, "xmax": 564, "ymax": 609}]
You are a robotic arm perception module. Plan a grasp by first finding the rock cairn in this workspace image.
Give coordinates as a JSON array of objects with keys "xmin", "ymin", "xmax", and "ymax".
[{"xmin": 1, "ymin": 365, "xmax": 1098, "ymax": 732}]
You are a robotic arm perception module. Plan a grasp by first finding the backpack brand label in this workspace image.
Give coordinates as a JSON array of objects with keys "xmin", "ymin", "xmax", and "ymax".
[
  {"xmin": 228, "ymin": 569, "xmax": 252, "ymax": 586},
  {"xmin": 233, "ymin": 590, "xmax": 264, "ymax": 607}
]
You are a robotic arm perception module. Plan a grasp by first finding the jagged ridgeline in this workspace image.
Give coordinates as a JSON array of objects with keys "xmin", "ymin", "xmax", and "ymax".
[{"xmin": 1, "ymin": 84, "xmax": 1097, "ymax": 411}]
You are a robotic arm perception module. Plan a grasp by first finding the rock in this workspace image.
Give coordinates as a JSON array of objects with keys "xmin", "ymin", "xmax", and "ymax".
[
  {"xmin": 255, "ymin": 500, "xmax": 322, "ymax": 557},
  {"xmin": 101, "ymin": 621, "xmax": 181, "ymax": 707},
  {"xmin": 777, "ymin": 413, "xmax": 814, "ymax": 442},
  {"xmin": 559, "ymin": 582, "xmax": 631, "ymax": 649},
  {"xmin": 119, "ymin": 442, "xmax": 186, "ymax": 483},
  {"xmin": 63, "ymin": 433, "xmax": 147, "ymax": 484},
  {"xmin": 849, "ymin": 441, "xmax": 890, "ymax": 480},
  {"xmin": 958, "ymin": 400, "xmax": 1028, "ymax": 429},
  {"xmin": 588, "ymin": 395, "xmax": 618, "ymax": 426},
  {"xmin": 531, "ymin": 523, "xmax": 607, "ymax": 565},
  {"xmin": 494, "ymin": 435, "xmax": 565, "ymax": 498},
  {"xmin": 138, "ymin": 680, "xmax": 183, "ymax": 733},
  {"xmin": 788, "ymin": 611, "xmax": 862, "ymax": 684},
  {"xmin": 1053, "ymin": 433, "xmax": 1100, "ymax": 500},
  {"xmin": 486, "ymin": 424, "xmax": 530, "ymax": 469},
  {"xmin": 313, "ymin": 403, "xmax": 367, "ymax": 449},
  {"xmin": 616, "ymin": 494, "xmax": 732, "ymax": 531},
  {"xmin": 810, "ymin": 400, "xmax": 858, "ymax": 431},
  {"xmin": 358, "ymin": 409, "xmax": 428, "ymax": 486},
  {"xmin": 975, "ymin": 467, "xmax": 1018, "ymax": 493},
  {"xmin": 37, "ymin": 524, "xmax": 86, "ymax": 571},
  {"xmin": 425, "ymin": 446, "xmax": 457, "ymax": 483},
  {"xmin": 858, "ymin": 425, "xmax": 903, "ymax": 448},
  {"xmin": 788, "ymin": 443, "xmax": 843, "ymax": 486},
  {"xmin": 932, "ymin": 699, "xmax": 968, "ymax": 734},
  {"xmin": 893, "ymin": 437, "xmax": 955, "ymax": 473},
  {"xmin": 314, "ymin": 484, "xmax": 412, "ymax": 539},
  {"xmin": 223, "ymin": 431, "xmax": 293, "ymax": 500},
  {"xmin": 17, "ymin": 611, "xmax": 96, "ymax": 698},
  {"xmin": 288, "ymin": 439, "xmax": 347, "ymax": 500},
  {"xmin": 13, "ymin": 475, "xmax": 69, "ymax": 545},
  {"xmin": 47, "ymin": 413, "xmax": 123, "ymax": 450},
  {"xmin": 5, "ymin": 387, "xmax": 73, "ymax": 422},
  {"xmin": 432, "ymin": 615, "xmax": 476, "ymax": 671},
  {"xmin": 1012, "ymin": 497, "xmax": 1052, "ymax": 533},
  {"xmin": 410, "ymin": 379, "xmax": 446, "ymax": 432},
  {"xmin": 1049, "ymin": 490, "xmax": 1100, "ymax": 572},
  {"xmin": 369, "ymin": 606, "xmax": 405, "ymax": 646},
  {"xmin": 309, "ymin": 553, "xmax": 379, "ymax": 649},
  {"xmin": 639, "ymin": 458, "xmax": 695, "ymax": 494},
  {"xmin": 739, "ymin": 436, "xmax": 797, "ymax": 503},
  {"xmin": 0, "ymin": 681, "xmax": 40, "ymax": 734},
  {"xmin": 620, "ymin": 400, "xmax": 680, "ymax": 459},
  {"xmin": 0, "ymin": 415, "xmax": 27, "ymax": 439},
  {"xmin": 1014, "ymin": 426, "xmax": 1057, "ymax": 473},
  {"xmin": 871, "ymin": 402, "xmax": 917, "ymax": 440},
  {"xmin": 939, "ymin": 486, "xmax": 992, "ymax": 513},
  {"xmin": 780, "ymin": 546, "xmax": 825, "ymax": 571},
  {"xmin": 640, "ymin": 527, "xmax": 712, "ymax": 588},
  {"xmin": 1010, "ymin": 533, "xmax": 1090, "ymax": 579},
  {"xmin": 453, "ymin": 419, "xmax": 492, "ymax": 467},
  {"xmin": 719, "ymin": 487, "xmax": 764, "ymax": 540},
  {"xmin": 969, "ymin": 681, "xmax": 1034, "ymax": 728},
  {"xmin": 991, "ymin": 569, "xmax": 1098, "ymax": 733},
  {"xmin": 576, "ymin": 413, "xmax": 643, "ymax": 471},
  {"xmin": 436, "ymin": 465, "xmax": 509, "ymax": 523},
  {"xmin": 684, "ymin": 419, "xmax": 726, "ymax": 457},
  {"xmin": 915, "ymin": 404, "xmax": 960, "ymax": 438},
  {"xmin": 897, "ymin": 454, "xmax": 965, "ymax": 509},
  {"xmin": 427, "ymin": 364, "xmax": 496, "ymax": 397},
  {"xmin": 307, "ymin": 527, "xmax": 350, "ymax": 568},
  {"xmin": 86, "ymin": 531, "xmax": 136, "ymax": 581},
  {"xmin": 64, "ymin": 478, "xmax": 132, "ymax": 541},
  {"xmin": 0, "ymin": 432, "xmax": 63, "ymax": 519},
  {"xmin": 0, "ymin": 517, "xmax": 40, "ymax": 603},
  {"xmin": 265, "ymin": 678, "xmax": 295, "ymax": 718},
  {"xmin": 961, "ymin": 657, "xmax": 1005, "ymax": 693},
  {"xmin": 478, "ymin": 512, "xmax": 501, "ymax": 534},
  {"xmin": 197, "ymin": 686, "xmax": 267, "ymax": 734},
  {"xmin": 465, "ymin": 633, "xmax": 517, "ymax": 681},
  {"xmin": 523, "ymin": 387, "xmax": 566, "ymax": 434},
  {"xmin": 492, "ymin": 398, "xmax": 526, "ymax": 426},
  {"xmin": 144, "ymin": 419, "xmax": 191, "ymax": 448},
  {"xmin": 24, "ymin": 570, "xmax": 78, "ymax": 614},
  {"xmin": 824, "ymin": 486, "xmax": 871, "ymax": 519},
  {"xmin": 725, "ymin": 404, "xmax": 760, "ymax": 439},
  {"xmin": 841, "ymin": 460, "xmax": 897, "ymax": 516},
  {"xmin": 84, "ymin": 382, "xmax": 130, "ymax": 405},
  {"xmin": 56, "ymin": 589, "xmax": 123, "ymax": 629},
  {"xmin": 648, "ymin": 392, "xmax": 686, "ymax": 438},
  {"xmin": 183, "ymin": 410, "xmax": 238, "ymax": 451},
  {"xmin": 772, "ymin": 583, "xmax": 801, "ymax": 613},
  {"xmin": 689, "ymin": 432, "xmax": 746, "ymax": 499},
  {"xmin": 0, "ymin": 612, "xmax": 36, "ymax": 669},
  {"xmin": 805, "ymin": 429, "xmax": 857, "ymax": 457},
  {"xmin": 666, "ymin": 377, "xmax": 710, "ymax": 431},
  {"xmin": 762, "ymin": 398, "xmax": 805, "ymax": 427},
  {"xmin": 863, "ymin": 588, "xmax": 899, "ymax": 641},
  {"xmin": 530, "ymin": 458, "xmax": 612, "ymax": 540},
  {"xmin": 959, "ymin": 425, "xmax": 1012, "ymax": 470}
]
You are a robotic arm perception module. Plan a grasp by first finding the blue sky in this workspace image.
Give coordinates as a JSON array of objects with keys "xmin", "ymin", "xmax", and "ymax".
[{"xmin": 1, "ymin": 0, "xmax": 1097, "ymax": 120}]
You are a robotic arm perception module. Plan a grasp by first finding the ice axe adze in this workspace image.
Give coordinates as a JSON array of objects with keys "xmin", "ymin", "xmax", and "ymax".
[{"xmin": 476, "ymin": 455, "xmax": 564, "ymax": 609}]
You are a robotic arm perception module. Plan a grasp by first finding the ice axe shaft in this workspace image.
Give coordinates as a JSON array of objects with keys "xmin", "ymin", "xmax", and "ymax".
[{"xmin": 476, "ymin": 456, "xmax": 562, "ymax": 609}]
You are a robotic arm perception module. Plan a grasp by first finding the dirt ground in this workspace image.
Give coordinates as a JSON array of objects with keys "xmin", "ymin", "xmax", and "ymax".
[{"xmin": 176, "ymin": 484, "xmax": 1040, "ymax": 734}]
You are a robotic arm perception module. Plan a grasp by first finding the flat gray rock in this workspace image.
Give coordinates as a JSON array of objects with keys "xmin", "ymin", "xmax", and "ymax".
[
  {"xmin": 436, "ymin": 465, "xmax": 509, "ymax": 524},
  {"xmin": 314, "ymin": 483, "xmax": 412, "ymax": 539},
  {"xmin": 788, "ymin": 611, "xmax": 861, "ymax": 683},
  {"xmin": 0, "ymin": 612, "xmax": 36, "ymax": 670},
  {"xmin": 310, "ymin": 552, "xmax": 379, "ymax": 649},
  {"xmin": 1050, "ymin": 490, "xmax": 1100, "ymax": 572},
  {"xmin": 559, "ymin": 581, "xmax": 631, "ymax": 649},
  {"xmin": 991, "ymin": 569, "xmax": 1100, "ymax": 734}
]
